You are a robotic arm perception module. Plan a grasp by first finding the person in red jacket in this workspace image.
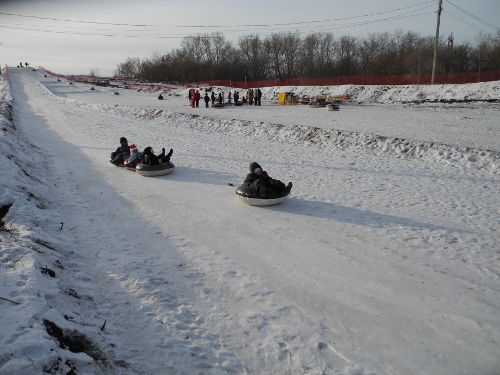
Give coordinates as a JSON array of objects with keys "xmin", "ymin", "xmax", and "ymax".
[
  {"xmin": 194, "ymin": 90, "xmax": 201, "ymax": 108},
  {"xmin": 191, "ymin": 89, "xmax": 196, "ymax": 108}
]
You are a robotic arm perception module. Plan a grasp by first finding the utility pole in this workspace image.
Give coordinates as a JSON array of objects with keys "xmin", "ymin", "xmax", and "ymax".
[{"xmin": 431, "ymin": 0, "xmax": 443, "ymax": 85}]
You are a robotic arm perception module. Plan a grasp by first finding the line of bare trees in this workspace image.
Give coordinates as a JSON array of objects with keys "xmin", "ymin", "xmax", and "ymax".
[{"xmin": 114, "ymin": 29, "xmax": 500, "ymax": 83}]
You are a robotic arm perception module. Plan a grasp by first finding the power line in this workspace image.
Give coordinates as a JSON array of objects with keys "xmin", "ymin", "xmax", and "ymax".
[
  {"xmin": 443, "ymin": 12, "xmax": 490, "ymax": 34},
  {"xmin": 215, "ymin": 7, "xmax": 434, "ymax": 35},
  {"xmin": 320, "ymin": 10, "xmax": 434, "ymax": 33},
  {"xmin": 0, "ymin": 12, "xmax": 158, "ymax": 27},
  {"xmin": 0, "ymin": 21, "xmax": 155, "ymax": 33},
  {"xmin": 445, "ymin": 0, "xmax": 500, "ymax": 32},
  {"xmin": 172, "ymin": 1, "xmax": 436, "ymax": 28},
  {"xmin": 0, "ymin": 1, "xmax": 434, "ymax": 31},
  {"xmin": 0, "ymin": 5, "xmax": 435, "ymax": 39},
  {"xmin": 0, "ymin": 25, "xmax": 190, "ymax": 38},
  {"xmin": 235, "ymin": 10, "xmax": 434, "ymax": 37}
]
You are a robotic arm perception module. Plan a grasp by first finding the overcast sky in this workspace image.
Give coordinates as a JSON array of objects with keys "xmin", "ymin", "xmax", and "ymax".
[{"xmin": 1, "ymin": 0, "xmax": 499, "ymax": 77}]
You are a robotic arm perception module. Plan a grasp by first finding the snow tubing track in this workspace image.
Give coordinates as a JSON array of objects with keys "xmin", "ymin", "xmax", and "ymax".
[
  {"xmin": 136, "ymin": 161, "xmax": 175, "ymax": 177},
  {"xmin": 235, "ymin": 185, "xmax": 289, "ymax": 206}
]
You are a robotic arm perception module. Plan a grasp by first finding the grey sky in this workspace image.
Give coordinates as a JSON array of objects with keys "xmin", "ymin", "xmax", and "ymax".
[{"xmin": 1, "ymin": 0, "xmax": 498, "ymax": 76}]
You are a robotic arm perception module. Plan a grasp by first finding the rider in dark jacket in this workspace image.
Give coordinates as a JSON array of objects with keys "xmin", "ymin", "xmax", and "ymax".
[
  {"xmin": 142, "ymin": 147, "xmax": 173, "ymax": 165},
  {"xmin": 243, "ymin": 162, "xmax": 292, "ymax": 196},
  {"xmin": 110, "ymin": 137, "xmax": 130, "ymax": 166}
]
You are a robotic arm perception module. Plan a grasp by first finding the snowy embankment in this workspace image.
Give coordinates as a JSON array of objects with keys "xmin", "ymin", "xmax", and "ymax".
[
  {"xmin": 1, "ymin": 68, "xmax": 500, "ymax": 375},
  {"xmin": 1, "ymin": 75, "xmax": 113, "ymax": 373},
  {"xmin": 48, "ymin": 88, "xmax": 500, "ymax": 171},
  {"xmin": 161, "ymin": 80, "xmax": 500, "ymax": 104}
]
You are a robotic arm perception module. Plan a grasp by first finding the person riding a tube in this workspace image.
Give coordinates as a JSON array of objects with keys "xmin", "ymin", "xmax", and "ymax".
[
  {"xmin": 110, "ymin": 137, "xmax": 130, "ymax": 166},
  {"xmin": 142, "ymin": 146, "xmax": 173, "ymax": 165},
  {"xmin": 243, "ymin": 162, "xmax": 292, "ymax": 197},
  {"xmin": 126, "ymin": 144, "xmax": 142, "ymax": 167}
]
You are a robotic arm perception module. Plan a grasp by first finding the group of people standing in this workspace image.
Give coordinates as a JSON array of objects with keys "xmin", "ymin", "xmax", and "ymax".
[
  {"xmin": 188, "ymin": 89, "xmax": 201, "ymax": 108},
  {"xmin": 188, "ymin": 88, "xmax": 262, "ymax": 108},
  {"xmin": 246, "ymin": 88, "xmax": 262, "ymax": 106}
]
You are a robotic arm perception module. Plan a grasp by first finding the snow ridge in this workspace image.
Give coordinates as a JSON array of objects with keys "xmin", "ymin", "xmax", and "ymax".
[
  {"xmin": 1, "ymin": 78, "xmax": 121, "ymax": 374},
  {"xmin": 40, "ymin": 85, "xmax": 499, "ymax": 172}
]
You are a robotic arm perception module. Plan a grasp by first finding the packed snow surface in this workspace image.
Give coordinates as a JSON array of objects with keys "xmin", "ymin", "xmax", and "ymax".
[{"xmin": 1, "ymin": 68, "xmax": 499, "ymax": 375}]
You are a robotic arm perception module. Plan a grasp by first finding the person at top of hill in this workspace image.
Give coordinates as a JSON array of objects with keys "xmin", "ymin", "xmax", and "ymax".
[
  {"xmin": 248, "ymin": 88, "xmax": 254, "ymax": 105},
  {"xmin": 110, "ymin": 137, "xmax": 130, "ymax": 166},
  {"xmin": 194, "ymin": 90, "xmax": 201, "ymax": 108},
  {"xmin": 255, "ymin": 88, "xmax": 262, "ymax": 106},
  {"xmin": 243, "ymin": 162, "xmax": 292, "ymax": 196}
]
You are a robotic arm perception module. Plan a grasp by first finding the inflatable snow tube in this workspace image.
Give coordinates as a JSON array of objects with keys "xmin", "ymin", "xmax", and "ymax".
[
  {"xmin": 308, "ymin": 102, "xmax": 319, "ymax": 108},
  {"xmin": 136, "ymin": 161, "xmax": 175, "ymax": 177},
  {"xmin": 326, "ymin": 104, "xmax": 340, "ymax": 111},
  {"xmin": 213, "ymin": 103, "xmax": 224, "ymax": 108},
  {"xmin": 235, "ymin": 185, "xmax": 289, "ymax": 206},
  {"xmin": 234, "ymin": 101, "xmax": 243, "ymax": 106}
]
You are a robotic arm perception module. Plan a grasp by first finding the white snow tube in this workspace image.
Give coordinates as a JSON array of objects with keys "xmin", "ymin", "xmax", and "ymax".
[
  {"xmin": 237, "ymin": 195, "xmax": 288, "ymax": 206},
  {"xmin": 136, "ymin": 161, "xmax": 175, "ymax": 177},
  {"xmin": 235, "ymin": 185, "xmax": 289, "ymax": 206},
  {"xmin": 326, "ymin": 104, "xmax": 340, "ymax": 111}
]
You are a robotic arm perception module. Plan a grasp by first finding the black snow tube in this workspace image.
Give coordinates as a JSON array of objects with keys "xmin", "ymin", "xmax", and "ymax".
[
  {"xmin": 235, "ymin": 185, "xmax": 289, "ymax": 206},
  {"xmin": 136, "ymin": 161, "xmax": 175, "ymax": 177}
]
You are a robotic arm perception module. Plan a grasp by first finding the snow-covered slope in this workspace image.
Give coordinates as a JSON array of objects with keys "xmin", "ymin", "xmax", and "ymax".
[{"xmin": 1, "ymin": 68, "xmax": 499, "ymax": 375}]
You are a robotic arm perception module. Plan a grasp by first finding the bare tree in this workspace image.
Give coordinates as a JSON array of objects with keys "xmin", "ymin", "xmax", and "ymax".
[
  {"xmin": 239, "ymin": 34, "xmax": 263, "ymax": 81},
  {"xmin": 264, "ymin": 33, "xmax": 285, "ymax": 80},
  {"xmin": 115, "ymin": 29, "xmax": 500, "ymax": 81},
  {"xmin": 114, "ymin": 57, "xmax": 140, "ymax": 78},
  {"xmin": 359, "ymin": 33, "xmax": 382, "ymax": 75},
  {"xmin": 299, "ymin": 33, "xmax": 321, "ymax": 77},
  {"xmin": 282, "ymin": 31, "xmax": 301, "ymax": 78},
  {"xmin": 336, "ymin": 35, "xmax": 358, "ymax": 76},
  {"xmin": 88, "ymin": 68, "xmax": 99, "ymax": 77}
]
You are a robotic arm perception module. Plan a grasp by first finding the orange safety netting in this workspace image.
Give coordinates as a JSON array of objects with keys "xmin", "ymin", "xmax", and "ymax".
[
  {"xmin": 196, "ymin": 70, "xmax": 500, "ymax": 89},
  {"xmin": 38, "ymin": 67, "xmax": 500, "ymax": 89}
]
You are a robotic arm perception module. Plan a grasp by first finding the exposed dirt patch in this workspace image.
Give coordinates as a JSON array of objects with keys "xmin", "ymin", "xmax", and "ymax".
[
  {"xmin": 0, "ymin": 203, "xmax": 13, "ymax": 229},
  {"xmin": 43, "ymin": 319, "xmax": 106, "ymax": 362}
]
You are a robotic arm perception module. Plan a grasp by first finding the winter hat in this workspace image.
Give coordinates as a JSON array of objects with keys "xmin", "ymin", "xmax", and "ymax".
[
  {"xmin": 249, "ymin": 162, "xmax": 262, "ymax": 173},
  {"xmin": 143, "ymin": 146, "xmax": 154, "ymax": 155},
  {"xmin": 130, "ymin": 144, "xmax": 138, "ymax": 153},
  {"xmin": 120, "ymin": 137, "xmax": 128, "ymax": 144}
]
